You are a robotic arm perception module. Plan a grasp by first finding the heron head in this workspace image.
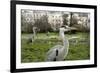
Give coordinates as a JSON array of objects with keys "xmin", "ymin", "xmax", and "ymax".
[
  {"xmin": 33, "ymin": 27, "xmax": 40, "ymax": 32},
  {"xmin": 60, "ymin": 25, "xmax": 71, "ymax": 32}
]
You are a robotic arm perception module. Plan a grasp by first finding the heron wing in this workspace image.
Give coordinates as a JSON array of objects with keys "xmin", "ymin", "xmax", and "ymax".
[
  {"xmin": 46, "ymin": 45, "xmax": 63, "ymax": 61},
  {"xmin": 46, "ymin": 45, "xmax": 62, "ymax": 56}
]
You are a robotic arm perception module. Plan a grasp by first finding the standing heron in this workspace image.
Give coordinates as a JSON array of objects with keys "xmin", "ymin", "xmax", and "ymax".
[
  {"xmin": 32, "ymin": 27, "xmax": 40, "ymax": 42},
  {"xmin": 45, "ymin": 26, "xmax": 71, "ymax": 61}
]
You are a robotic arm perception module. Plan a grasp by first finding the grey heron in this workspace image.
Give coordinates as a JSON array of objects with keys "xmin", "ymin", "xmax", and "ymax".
[
  {"xmin": 45, "ymin": 26, "xmax": 71, "ymax": 61},
  {"xmin": 32, "ymin": 27, "xmax": 40, "ymax": 42}
]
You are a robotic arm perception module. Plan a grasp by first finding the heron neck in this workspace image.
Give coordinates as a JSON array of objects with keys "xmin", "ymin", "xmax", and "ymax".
[
  {"xmin": 62, "ymin": 35, "xmax": 69, "ymax": 58},
  {"xmin": 63, "ymin": 37, "xmax": 68, "ymax": 47},
  {"xmin": 60, "ymin": 32, "xmax": 68, "ymax": 47},
  {"xmin": 59, "ymin": 30, "xmax": 68, "ymax": 47}
]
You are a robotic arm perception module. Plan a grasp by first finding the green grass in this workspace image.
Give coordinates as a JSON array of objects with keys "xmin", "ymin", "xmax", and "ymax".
[{"xmin": 21, "ymin": 32, "xmax": 90, "ymax": 63}]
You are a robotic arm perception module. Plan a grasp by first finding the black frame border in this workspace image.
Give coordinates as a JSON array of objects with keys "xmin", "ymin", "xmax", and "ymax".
[{"xmin": 10, "ymin": 0, "xmax": 97, "ymax": 73}]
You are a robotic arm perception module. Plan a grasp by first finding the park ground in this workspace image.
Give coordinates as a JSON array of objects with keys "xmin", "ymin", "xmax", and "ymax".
[{"xmin": 21, "ymin": 32, "xmax": 90, "ymax": 63}]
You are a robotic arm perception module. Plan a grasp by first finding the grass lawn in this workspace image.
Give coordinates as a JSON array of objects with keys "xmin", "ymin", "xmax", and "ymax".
[{"xmin": 21, "ymin": 32, "xmax": 90, "ymax": 63}]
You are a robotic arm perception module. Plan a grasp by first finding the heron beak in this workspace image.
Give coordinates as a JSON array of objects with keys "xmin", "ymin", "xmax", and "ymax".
[
  {"xmin": 68, "ymin": 27, "xmax": 71, "ymax": 30},
  {"xmin": 64, "ymin": 27, "xmax": 71, "ymax": 31}
]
